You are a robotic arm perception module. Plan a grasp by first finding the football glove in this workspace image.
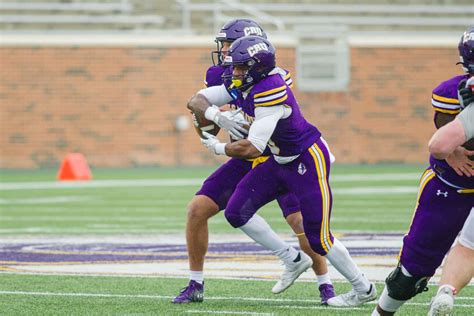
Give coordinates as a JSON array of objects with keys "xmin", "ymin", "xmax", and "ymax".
[
  {"xmin": 458, "ymin": 78, "xmax": 474, "ymax": 109},
  {"xmin": 200, "ymin": 131, "xmax": 226, "ymax": 155},
  {"xmin": 205, "ymin": 105, "xmax": 249, "ymax": 140}
]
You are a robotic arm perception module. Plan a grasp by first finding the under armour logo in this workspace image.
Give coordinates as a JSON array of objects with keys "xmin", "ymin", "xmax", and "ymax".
[
  {"xmin": 298, "ymin": 163, "xmax": 307, "ymax": 175},
  {"xmin": 436, "ymin": 190, "xmax": 448, "ymax": 197}
]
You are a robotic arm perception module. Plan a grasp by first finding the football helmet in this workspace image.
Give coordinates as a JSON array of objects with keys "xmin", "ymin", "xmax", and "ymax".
[
  {"xmin": 225, "ymin": 36, "xmax": 276, "ymax": 91},
  {"xmin": 212, "ymin": 19, "xmax": 267, "ymax": 66},
  {"xmin": 458, "ymin": 26, "xmax": 474, "ymax": 75}
]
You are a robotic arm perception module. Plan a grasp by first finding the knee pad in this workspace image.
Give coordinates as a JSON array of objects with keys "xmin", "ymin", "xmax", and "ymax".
[
  {"xmin": 385, "ymin": 265, "xmax": 429, "ymax": 301},
  {"xmin": 224, "ymin": 210, "xmax": 249, "ymax": 228}
]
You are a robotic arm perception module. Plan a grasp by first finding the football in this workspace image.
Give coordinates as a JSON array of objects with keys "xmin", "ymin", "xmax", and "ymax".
[
  {"xmin": 191, "ymin": 108, "xmax": 250, "ymax": 139},
  {"xmin": 191, "ymin": 111, "xmax": 221, "ymax": 138}
]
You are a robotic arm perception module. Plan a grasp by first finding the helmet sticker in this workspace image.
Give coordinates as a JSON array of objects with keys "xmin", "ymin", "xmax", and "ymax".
[
  {"xmin": 247, "ymin": 43, "xmax": 269, "ymax": 57},
  {"xmin": 243, "ymin": 26, "xmax": 263, "ymax": 37}
]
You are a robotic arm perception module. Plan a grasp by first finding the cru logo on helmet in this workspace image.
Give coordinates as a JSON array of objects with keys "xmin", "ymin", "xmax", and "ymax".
[
  {"xmin": 463, "ymin": 31, "xmax": 474, "ymax": 43},
  {"xmin": 247, "ymin": 43, "xmax": 269, "ymax": 57},
  {"xmin": 244, "ymin": 26, "xmax": 263, "ymax": 37}
]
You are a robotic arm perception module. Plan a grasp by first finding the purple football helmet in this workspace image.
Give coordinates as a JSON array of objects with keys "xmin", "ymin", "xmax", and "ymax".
[
  {"xmin": 225, "ymin": 36, "xmax": 276, "ymax": 91},
  {"xmin": 212, "ymin": 19, "xmax": 267, "ymax": 66},
  {"xmin": 458, "ymin": 27, "xmax": 474, "ymax": 74}
]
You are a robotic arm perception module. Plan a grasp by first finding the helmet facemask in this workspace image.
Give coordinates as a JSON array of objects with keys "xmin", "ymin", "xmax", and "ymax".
[
  {"xmin": 458, "ymin": 27, "xmax": 474, "ymax": 75},
  {"xmin": 211, "ymin": 38, "xmax": 232, "ymax": 66}
]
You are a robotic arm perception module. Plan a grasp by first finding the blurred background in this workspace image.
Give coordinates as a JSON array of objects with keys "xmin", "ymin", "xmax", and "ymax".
[{"xmin": 1, "ymin": 0, "xmax": 473, "ymax": 169}]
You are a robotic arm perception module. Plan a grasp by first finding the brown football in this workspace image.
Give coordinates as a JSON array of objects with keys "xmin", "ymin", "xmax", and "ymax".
[{"xmin": 191, "ymin": 111, "xmax": 221, "ymax": 138}]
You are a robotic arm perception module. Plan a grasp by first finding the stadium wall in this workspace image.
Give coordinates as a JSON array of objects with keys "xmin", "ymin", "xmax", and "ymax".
[{"xmin": 0, "ymin": 35, "xmax": 460, "ymax": 168}]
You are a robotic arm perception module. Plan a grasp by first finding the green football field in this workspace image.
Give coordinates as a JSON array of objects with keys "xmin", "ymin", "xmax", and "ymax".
[{"xmin": 0, "ymin": 165, "xmax": 472, "ymax": 315}]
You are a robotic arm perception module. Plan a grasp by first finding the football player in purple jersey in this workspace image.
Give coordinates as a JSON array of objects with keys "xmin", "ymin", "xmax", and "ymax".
[
  {"xmin": 427, "ymin": 93, "xmax": 474, "ymax": 316},
  {"xmin": 195, "ymin": 35, "xmax": 376, "ymax": 307},
  {"xmin": 173, "ymin": 19, "xmax": 335, "ymax": 305},
  {"xmin": 372, "ymin": 27, "xmax": 474, "ymax": 316}
]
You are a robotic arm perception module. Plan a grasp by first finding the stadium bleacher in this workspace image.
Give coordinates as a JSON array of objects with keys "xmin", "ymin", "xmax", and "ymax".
[
  {"xmin": 0, "ymin": 1, "xmax": 167, "ymax": 32},
  {"xmin": 0, "ymin": 0, "xmax": 472, "ymax": 34}
]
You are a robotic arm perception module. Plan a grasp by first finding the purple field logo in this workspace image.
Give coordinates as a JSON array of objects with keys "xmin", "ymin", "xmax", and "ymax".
[{"xmin": 0, "ymin": 233, "xmax": 401, "ymax": 266}]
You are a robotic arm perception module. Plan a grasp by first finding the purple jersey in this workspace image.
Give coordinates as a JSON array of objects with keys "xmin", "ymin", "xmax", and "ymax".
[
  {"xmin": 205, "ymin": 65, "xmax": 226, "ymax": 87},
  {"xmin": 237, "ymin": 73, "xmax": 321, "ymax": 157},
  {"xmin": 431, "ymin": 75, "xmax": 467, "ymax": 115},
  {"xmin": 400, "ymin": 168, "xmax": 473, "ymax": 277},
  {"xmin": 430, "ymin": 75, "xmax": 474, "ymax": 189},
  {"xmin": 201, "ymin": 66, "xmax": 303, "ymax": 215}
]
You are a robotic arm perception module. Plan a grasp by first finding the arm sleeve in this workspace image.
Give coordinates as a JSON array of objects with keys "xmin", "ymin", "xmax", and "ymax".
[
  {"xmin": 457, "ymin": 105, "xmax": 474, "ymax": 140},
  {"xmin": 198, "ymin": 85, "xmax": 233, "ymax": 106},
  {"xmin": 247, "ymin": 106, "xmax": 285, "ymax": 153}
]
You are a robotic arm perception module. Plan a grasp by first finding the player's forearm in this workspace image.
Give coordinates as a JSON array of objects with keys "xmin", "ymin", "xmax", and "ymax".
[
  {"xmin": 429, "ymin": 119, "xmax": 466, "ymax": 159},
  {"xmin": 429, "ymin": 138, "xmax": 459, "ymax": 160},
  {"xmin": 224, "ymin": 139, "xmax": 262, "ymax": 159},
  {"xmin": 187, "ymin": 93, "xmax": 211, "ymax": 118}
]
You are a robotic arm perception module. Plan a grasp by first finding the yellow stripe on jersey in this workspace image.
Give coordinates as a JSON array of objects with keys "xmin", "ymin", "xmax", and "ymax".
[
  {"xmin": 255, "ymin": 95, "xmax": 288, "ymax": 107},
  {"xmin": 398, "ymin": 169, "xmax": 436, "ymax": 260},
  {"xmin": 432, "ymin": 93, "xmax": 459, "ymax": 104},
  {"xmin": 254, "ymin": 85, "xmax": 287, "ymax": 98},
  {"xmin": 284, "ymin": 73, "xmax": 291, "ymax": 80},
  {"xmin": 308, "ymin": 144, "xmax": 332, "ymax": 254},
  {"xmin": 458, "ymin": 189, "xmax": 474, "ymax": 194},
  {"xmin": 251, "ymin": 156, "xmax": 270, "ymax": 169},
  {"xmin": 433, "ymin": 107, "xmax": 461, "ymax": 115}
]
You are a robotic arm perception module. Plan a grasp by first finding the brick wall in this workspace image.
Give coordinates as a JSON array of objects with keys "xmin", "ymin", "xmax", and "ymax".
[{"xmin": 0, "ymin": 45, "xmax": 460, "ymax": 168}]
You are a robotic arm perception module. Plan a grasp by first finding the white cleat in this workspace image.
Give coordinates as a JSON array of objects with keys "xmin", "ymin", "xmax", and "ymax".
[
  {"xmin": 272, "ymin": 252, "xmax": 312, "ymax": 294},
  {"xmin": 428, "ymin": 286, "xmax": 455, "ymax": 316},
  {"xmin": 327, "ymin": 283, "xmax": 377, "ymax": 307}
]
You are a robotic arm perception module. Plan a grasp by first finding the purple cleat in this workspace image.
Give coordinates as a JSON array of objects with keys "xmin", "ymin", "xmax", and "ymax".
[
  {"xmin": 319, "ymin": 283, "xmax": 336, "ymax": 305},
  {"xmin": 172, "ymin": 280, "xmax": 204, "ymax": 304}
]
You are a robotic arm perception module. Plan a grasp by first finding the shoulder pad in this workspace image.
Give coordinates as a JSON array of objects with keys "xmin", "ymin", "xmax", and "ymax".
[
  {"xmin": 205, "ymin": 65, "xmax": 225, "ymax": 87},
  {"xmin": 431, "ymin": 75, "xmax": 467, "ymax": 114},
  {"xmin": 252, "ymin": 74, "xmax": 288, "ymax": 107}
]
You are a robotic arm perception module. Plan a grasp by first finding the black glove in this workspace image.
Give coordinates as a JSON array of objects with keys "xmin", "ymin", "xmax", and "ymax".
[{"xmin": 458, "ymin": 79, "xmax": 474, "ymax": 108}]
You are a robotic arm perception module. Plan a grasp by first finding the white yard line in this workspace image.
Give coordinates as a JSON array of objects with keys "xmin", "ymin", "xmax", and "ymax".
[
  {"xmin": 0, "ymin": 173, "xmax": 420, "ymax": 191},
  {"xmin": 187, "ymin": 311, "xmax": 274, "ymax": 315},
  {"xmin": 0, "ymin": 196, "xmax": 97, "ymax": 204},
  {"xmin": 0, "ymin": 179, "xmax": 203, "ymax": 190},
  {"xmin": 0, "ymin": 291, "xmax": 471, "ymax": 308},
  {"xmin": 0, "ymin": 181, "xmax": 418, "ymax": 195}
]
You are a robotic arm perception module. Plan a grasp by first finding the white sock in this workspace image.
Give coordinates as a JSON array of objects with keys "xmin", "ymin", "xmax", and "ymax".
[
  {"xmin": 189, "ymin": 271, "xmax": 204, "ymax": 284},
  {"xmin": 273, "ymin": 246, "xmax": 300, "ymax": 265},
  {"xmin": 239, "ymin": 214, "xmax": 299, "ymax": 265},
  {"xmin": 325, "ymin": 238, "xmax": 371, "ymax": 293},
  {"xmin": 377, "ymin": 286, "xmax": 406, "ymax": 313},
  {"xmin": 317, "ymin": 272, "xmax": 332, "ymax": 285}
]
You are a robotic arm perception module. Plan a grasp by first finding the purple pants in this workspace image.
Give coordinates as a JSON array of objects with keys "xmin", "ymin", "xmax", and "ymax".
[
  {"xmin": 196, "ymin": 158, "xmax": 300, "ymax": 217},
  {"xmin": 400, "ymin": 168, "xmax": 474, "ymax": 277},
  {"xmin": 225, "ymin": 139, "xmax": 334, "ymax": 255}
]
